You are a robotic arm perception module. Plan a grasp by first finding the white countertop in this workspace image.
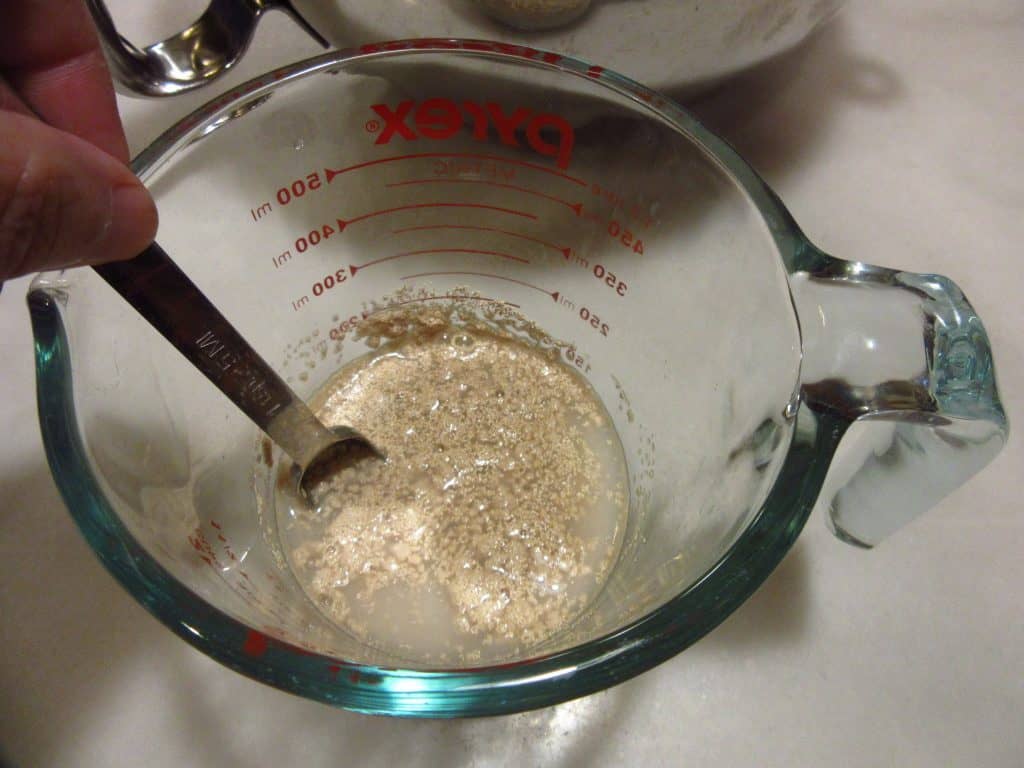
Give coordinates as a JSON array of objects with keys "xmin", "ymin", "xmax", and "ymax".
[{"xmin": 2, "ymin": 2, "xmax": 1021, "ymax": 766}]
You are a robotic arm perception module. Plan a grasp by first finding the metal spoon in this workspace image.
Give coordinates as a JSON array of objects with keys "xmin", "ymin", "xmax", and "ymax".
[
  {"xmin": 84, "ymin": 0, "xmax": 329, "ymax": 97},
  {"xmin": 93, "ymin": 243, "xmax": 379, "ymax": 499}
]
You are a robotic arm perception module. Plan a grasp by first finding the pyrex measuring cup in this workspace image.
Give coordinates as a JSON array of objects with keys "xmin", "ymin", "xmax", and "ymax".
[{"xmin": 28, "ymin": 40, "xmax": 1007, "ymax": 717}]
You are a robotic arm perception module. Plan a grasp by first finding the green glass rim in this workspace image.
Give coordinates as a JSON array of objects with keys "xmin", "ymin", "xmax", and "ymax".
[{"xmin": 30, "ymin": 40, "xmax": 838, "ymax": 717}]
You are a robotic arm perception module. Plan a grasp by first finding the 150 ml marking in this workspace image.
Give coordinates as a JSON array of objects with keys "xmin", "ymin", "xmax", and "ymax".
[{"xmin": 564, "ymin": 346, "xmax": 591, "ymax": 374}]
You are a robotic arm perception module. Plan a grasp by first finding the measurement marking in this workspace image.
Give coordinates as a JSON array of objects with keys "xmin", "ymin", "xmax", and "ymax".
[
  {"xmin": 338, "ymin": 203, "xmax": 536, "ymax": 230},
  {"xmin": 566, "ymin": 249, "xmax": 589, "ymax": 268},
  {"xmin": 385, "ymin": 179, "xmax": 581, "ymax": 213},
  {"xmin": 384, "ymin": 294, "xmax": 520, "ymax": 310},
  {"xmin": 325, "ymin": 153, "xmax": 586, "ymax": 186},
  {"xmin": 350, "ymin": 248, "xmax": 528, "ymax": 276},
  {"xmin": 250, "ymin": 201, "xmax": 272, "ymax": 222},
  {"xmin": 400, "ymin": 270, "xmax": 559, "ymax": 301},
  {"xmin": 392, "ymin": 224, "xmax": 570, "ymax": 256}
]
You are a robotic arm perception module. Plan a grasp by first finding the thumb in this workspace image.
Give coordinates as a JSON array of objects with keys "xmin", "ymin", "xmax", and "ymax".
[{"xmin": 0, "ymin": 111, "xmax": 157, "ymax": 282}]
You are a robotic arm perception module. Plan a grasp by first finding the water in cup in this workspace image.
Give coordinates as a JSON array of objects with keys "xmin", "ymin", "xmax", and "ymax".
[{"xmin": 272, "ymin": 300, "xmax": 629, "ymax": 664}]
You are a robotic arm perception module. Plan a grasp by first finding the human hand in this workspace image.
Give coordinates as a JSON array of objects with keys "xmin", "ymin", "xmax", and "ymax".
[{"xmin": 0, "ymin": 0, "xmax": 158, "ymax": 283}]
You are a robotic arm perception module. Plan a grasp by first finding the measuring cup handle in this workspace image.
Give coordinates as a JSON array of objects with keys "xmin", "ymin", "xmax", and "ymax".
[{"xmin": 790, "ymin": 250, "xmax": 1008, "ymax": 547}]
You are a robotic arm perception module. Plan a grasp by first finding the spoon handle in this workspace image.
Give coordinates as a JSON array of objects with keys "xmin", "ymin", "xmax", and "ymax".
[{"xmin": 93, "ymin": 243, "xmax": 336, "ymax": 466}]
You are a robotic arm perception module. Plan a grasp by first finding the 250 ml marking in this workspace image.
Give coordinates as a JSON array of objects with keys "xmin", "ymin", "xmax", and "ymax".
[{"xmin": 578, "ymin": 307, "xmax": 610, "ymax": 337}]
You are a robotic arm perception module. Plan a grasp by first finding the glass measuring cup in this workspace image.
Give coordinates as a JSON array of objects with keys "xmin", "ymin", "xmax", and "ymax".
[{"xmin": 28, "ymin": 40, "xmax": 1007, "ymax": 716}]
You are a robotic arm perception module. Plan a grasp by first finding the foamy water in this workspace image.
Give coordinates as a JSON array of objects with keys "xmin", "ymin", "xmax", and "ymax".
[{"xmin": 274, "ymin": 313, "xmax": 628, "ymax": 665}]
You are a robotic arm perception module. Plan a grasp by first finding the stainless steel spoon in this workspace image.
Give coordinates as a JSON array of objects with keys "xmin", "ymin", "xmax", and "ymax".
[
  {"xmin": 84, "ymin": 0, "xmax": 329, "ymax": 97},
  {"xmin": 93, "ymin": 243, "xmax": 378, "ymax": 497}
]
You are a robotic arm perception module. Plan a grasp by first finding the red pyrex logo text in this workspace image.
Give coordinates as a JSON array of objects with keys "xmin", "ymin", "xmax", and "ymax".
[{"xmin": 369, "ymin": 98, "xmax": 575, "ymax": 170}]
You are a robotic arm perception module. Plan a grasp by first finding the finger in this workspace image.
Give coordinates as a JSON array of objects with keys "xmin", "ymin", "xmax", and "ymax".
[
  {"xmin": 0, "ymin": 0, "xmax": 129, "ymax": 162},
  {"xmin": 0, "ymin": 111, "xmax": 157, "ymax": 281},
  {"xmin": 0, "ymin": 74, "xmax": 34, "ymax": 118}
]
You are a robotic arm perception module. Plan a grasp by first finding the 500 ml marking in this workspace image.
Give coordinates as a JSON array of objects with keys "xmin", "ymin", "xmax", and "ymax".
[
  {"xmin": 249, "ymin": 170, "xmax": 327, "ymax": 223},
  {"xmin": 276, "ymin": 171, "xmax": 325, "ymax": 206}
]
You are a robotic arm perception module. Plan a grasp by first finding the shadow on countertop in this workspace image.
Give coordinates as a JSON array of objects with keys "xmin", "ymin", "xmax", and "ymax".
[{"xmin": 682, "ymin": 13, "xmax": 904, "ymax": 189}]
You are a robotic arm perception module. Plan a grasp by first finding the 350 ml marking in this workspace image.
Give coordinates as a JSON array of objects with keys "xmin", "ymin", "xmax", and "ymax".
[{"xmin": 562, "ymin": 252, "xmax": 628, "ymax": 298}]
